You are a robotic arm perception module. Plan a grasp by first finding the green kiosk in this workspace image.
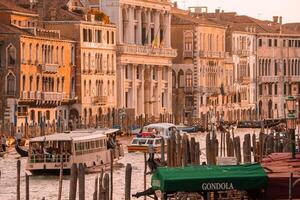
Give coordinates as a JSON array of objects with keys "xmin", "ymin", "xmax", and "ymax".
[{"xmin": 151, "ymin": 163, "xmax": 268, "ymax": 199}]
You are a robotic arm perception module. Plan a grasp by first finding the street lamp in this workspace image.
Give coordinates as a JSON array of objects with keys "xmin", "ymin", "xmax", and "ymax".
[{"xmin": 286, "ymin": 96, "xmax": 297, "ymax": 159}]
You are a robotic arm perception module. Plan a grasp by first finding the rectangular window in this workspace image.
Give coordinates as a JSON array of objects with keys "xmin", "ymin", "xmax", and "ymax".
[
  {"xmin": 258, "ymin": 39, "xmax": 262, "ymax": 47},
  {"xmin": 111, "ymin": 31, "xmax": 114, "ymax": 44},
  {"xmin": 125, "ymin": 92, "xmax": 128, "ymax": 108},
  {"xmin": 88, "ymin": 29, "xmax": 92, "ymax": 42},
  {"xmin": 274, "ymin": 39, "xmax": 277, "ymax": 47},
  {"xmin": 161, "ymin": 92, "xmax": 164, "ymax": 107},
  {"xmin": 289, "ymin": 40, "xmax": 292, "ymax": 47},
  {"xmin": 268, "ymin": 39, "xmax": 272, "ymax": 47},
  {"xmin": 151, "ymin": 28, "xmax": 155, "ymax": 43},
  {"xmin": 268, "ymin": 84, "xmax": 272, "ymax": 95},
  {"xmin": 274, "ymin": 61, "xmax": 278, "ymax": 76},
  {"xmin": 107, "ymin": 31, "xmax": 110, "ymax": 44},
  {"xmin": 275, "ymin": 84, "xmax": 278, "ymax": 95},
  {"xmin": 283, "ymin": 40, "xmax": 286, "ymax": 47},
  {"xmin": 284, "ymin": 84, "xmax": 287, "ymax": 95},
  {"xmin": 83, "ymin": 29, "xmax": 88, "ymax": 42},
  {"xmin": 259, "ymin": 84, "xmax": 262, "ymax": 95},
  {"xmin": 95, "ymin": 30, "xmax": 102, "ymax": 43}
]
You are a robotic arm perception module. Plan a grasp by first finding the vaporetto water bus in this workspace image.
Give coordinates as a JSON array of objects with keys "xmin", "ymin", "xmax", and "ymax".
[{"xmin": 26, "ymin": 129, "xmax": 124, "ymax": 173}]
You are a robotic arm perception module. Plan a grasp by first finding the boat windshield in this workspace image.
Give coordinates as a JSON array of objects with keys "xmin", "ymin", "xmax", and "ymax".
[
  {"xmin": 29, "ymin": 141, "xmax": 72, "ymax": 164},
  {"xmin": 155, "ymin": 139, "xmax": 161, "ymax": 145},
  {"xmin": 146, "ymin": 139, "xmax": 154, "ymax": 145}
]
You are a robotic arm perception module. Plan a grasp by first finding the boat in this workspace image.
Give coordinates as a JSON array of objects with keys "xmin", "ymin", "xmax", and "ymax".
[
  {"xmin": 127, "ymin": 137, "xmax": 162, "ymax": 153},
  {"xmin": 237, "ymin": 119, "xmax": 283, "ymax": 129},
  {"xmin": 15, "ymin": 143, "xmax": 28, "ymax": 157},
  {"xmin": 128, "ymin": 123, "xmax": 185, "ymax": 153},
  {"xmin": 26, "ymin": 128, "xmax": 123, "ymax": 173}
]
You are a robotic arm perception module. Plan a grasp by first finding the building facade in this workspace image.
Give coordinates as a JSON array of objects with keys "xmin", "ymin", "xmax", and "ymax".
[
  {"xmin": 0, "ymin": 0, "xmax": 76, "ymax": 132},
  {"xmin": 256, "ymin": 18, "xmax": 300, "ymax": 119},
  {"xmin": 100, "ymin": 0, "xmax": 177, "ymax": 118},
  {"xmin": 171, "ymin": 9, "xmax": 235, "ymax": 123},
  {"xmin": 41, "ymin": 0, "xmax": 117, "ymax": 126}
]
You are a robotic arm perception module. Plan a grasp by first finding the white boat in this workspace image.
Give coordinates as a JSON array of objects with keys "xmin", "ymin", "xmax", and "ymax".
[
  {"xmin": 139, "ymin": 123, "xmax": 183, "ymax": 138},
  {"xmin": 26, "ymin": 128, "xmax": 124, "ymax": 173},
  {"xmin": 128, "ymin": 137, "xmax": 162, "ymax": 153},
  {"xmin": 128, "ymin": 123, "xmax": 185, "ymax": 153}
]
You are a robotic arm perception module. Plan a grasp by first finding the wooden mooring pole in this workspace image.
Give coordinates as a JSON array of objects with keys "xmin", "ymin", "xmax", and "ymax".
[
  {"xmin": 25, "ymin": 172, "xmax": 29, "ymax": 200},
  {"xmin": 17, "ymin": 160, "xmax": 21, "ymax": 200},
  {"xmin": 78, "ymin": 163, "xmax": 85, "ymax": 200},
  {"xmin": 69, "ymin": 164, "xmax": 78, "ymax": 200},
  {"xmin": 144, "ymin": 153, "xmax": 147, "ymax": 200},
  {"xmin": 110, "ymin": 150, "xmax": 114, "ymax": 200},
  {"xmin": 58, "ymin": 157, "xmax": 64, "ymax": 200}
]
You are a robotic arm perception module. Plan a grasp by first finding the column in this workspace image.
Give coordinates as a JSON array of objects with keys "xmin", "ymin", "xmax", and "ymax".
[
  {"xmin": 119, "ymin": 7, "xmax": 124, "ymax": 43},
  {"xmin": 164, "ymin": 13, "xmax": 171, "ymax": 48},
  {"xmin": 128, "ymin": 6, "xmax": 135, "ymax": 44},
  {"xmin": 154, "ymin": 10, "xmax": 160, "ymax": 47},
  {"xmin": 137, "ymin": 8, "xmax": 142, "ymax": 45},
  {"xmin": 132, "ymin": 64, "xmax": 137, "ymax": 114},
  {"xmin": 140, "ymin": 67, "xmax": 145, "ymax": 115},
  {"xmin": 147, "ymin": 9, "xmax": 151, "ymax": 45}
]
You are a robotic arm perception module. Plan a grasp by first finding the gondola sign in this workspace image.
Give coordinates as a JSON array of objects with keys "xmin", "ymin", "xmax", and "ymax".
[{"xmin": 201, "ymin": 182, "xmax": 234, "ymax": 191}]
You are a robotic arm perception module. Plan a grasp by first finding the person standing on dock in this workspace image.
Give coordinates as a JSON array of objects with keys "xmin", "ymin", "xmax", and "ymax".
[
  {"xmin": 15, "ymin": 129, "xmax": 23, "ymax": 145},
  {"xmin": 1, "ymin": 135, "xmax": 7, "ymax": 152}
]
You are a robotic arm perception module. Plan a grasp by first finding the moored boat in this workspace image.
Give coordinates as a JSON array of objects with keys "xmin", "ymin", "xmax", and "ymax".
[
  {"xmin": 26, "ymin": 128, "xmax": 123, "ymax": 174},
  {"xmin": 127, "ymin": 137, "xmax": 162, "ymax": 153}
]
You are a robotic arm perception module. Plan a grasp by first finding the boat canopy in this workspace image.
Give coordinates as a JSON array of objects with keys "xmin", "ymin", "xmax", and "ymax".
[
  {"xmin": 29, "ymin": 129, "xmax": 119, "ymax": 142},
  {"xmin": 151, "ymin": 163, "xmax": 268, "ymax": 193}
]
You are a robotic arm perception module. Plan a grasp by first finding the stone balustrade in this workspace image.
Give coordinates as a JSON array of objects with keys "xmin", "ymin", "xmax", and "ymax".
[
  {"xmin": 117, "ymin": 44, "xmax": 177, "ymax": 57},
  {"xmin": 42, "ymin": 63, "xmax": 59, "ymax": 73}
]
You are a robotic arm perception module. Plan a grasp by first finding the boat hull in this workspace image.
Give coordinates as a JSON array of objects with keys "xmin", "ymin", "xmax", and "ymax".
[{"xmin": 127, "ymin": 146, "xmax": 161, "ymax": 153}]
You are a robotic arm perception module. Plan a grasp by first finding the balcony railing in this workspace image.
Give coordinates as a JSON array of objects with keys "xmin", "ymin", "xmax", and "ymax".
[
  {"xmin": 21, "ymin": 91, "xmax": 28, "ymax": 99},
  {"xmin": 42, "ymin": 63, "xmax": 59, "ymax": 73},
  {"xmin": 183, "ymin": 50, "xmax": 193, "ymax": 58},
  {"xmin": 117, "ymin": 44, "xmax": 177, "ymax": 58},
  {"xmin": 198, "ymin": 51, "xmax": 225, "ymax": 58},
  {"xmin": 42, "ymin": 92, "xmax": 63, "ymax": 100},
  {"xmin": 29, "ymin": 91, "xmax": 35, "ymax": 99},
  {"xmin": 93, "ymin": 96, "xmax": 108, "ymax": 105},
  {"xmin": 258, "ymin": 76, "xmax": 279, "ymax": 83}
]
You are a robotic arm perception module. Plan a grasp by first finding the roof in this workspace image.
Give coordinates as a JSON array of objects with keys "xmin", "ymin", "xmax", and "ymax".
[
  {"xmin": 0, "ymin": 0, "xmax": 37, "ymax": 15},
  {"xmin": 151, "ymin": 163, "xmax": 268, "ymax": 193},
  {"xmin": 30, "ymin": 128, "xmax": 119, "ymax": 142},
  {"xmin": 0, "ymin": 23, "xmax": 31, "ymax": 35},
  {"xmin": 144, "ymin": 123, "xmax": 176, "ymax": 129}
]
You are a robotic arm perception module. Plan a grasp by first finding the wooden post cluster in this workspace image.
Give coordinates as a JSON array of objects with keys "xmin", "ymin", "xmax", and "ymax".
[
  {"xmin": 166, "ymin": 133, "xmax": 200, "ymax": 167},
  {"xmin": 125, "ymin": 163, "xmax": 132, "ymax": 200}
]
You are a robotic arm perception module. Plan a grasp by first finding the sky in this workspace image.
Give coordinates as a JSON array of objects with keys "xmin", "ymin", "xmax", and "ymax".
[{"xmin": 173, "ymin": 0, "xmax": 300, "ymax": 23}]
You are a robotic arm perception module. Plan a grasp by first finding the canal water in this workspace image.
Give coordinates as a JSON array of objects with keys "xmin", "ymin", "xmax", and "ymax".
[{"xmin": 0, "ymin": 129, "xmax": 257, "ymax": 200}]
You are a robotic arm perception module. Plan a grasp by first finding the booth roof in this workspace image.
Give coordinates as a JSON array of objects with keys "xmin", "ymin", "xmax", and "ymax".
[{"xmin": 151, "ymin": 163, "xmax": 268, "ymax": 193}]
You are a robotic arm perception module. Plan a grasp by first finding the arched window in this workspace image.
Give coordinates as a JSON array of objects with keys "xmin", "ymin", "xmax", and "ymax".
[
  {"xmin": 185, "ymin": 69, "xmax": 193, "ymax": 88},
  {"xmin": 107, "ymin": 54, "xmax": 110, "ymax": 73},
  {"xmin": 283, "ymin": 60, "xmax": 287, "ymax": 76},
  {"xmin": 84, "ymin": 80, "xmax": 86, "ymax": 96},
  {"xmin": 88, "ymin": 53, "xmax": 91, "ymax": 72},
  {"xmin": 184, "ymin": 32, "xmax": 193, "ymax": 51},
  {"xmin": 89, "ymin": 80, "xmax": 91, "ymax": 96},
  {"xmin": 29, "ymin": 43, "xmax": 32, "ymax": 63},
  {"xmin": 29, "ymin": 76, "xmax": 33, "ymax": 91},
  {"xmin": 6, "ymin": 73, "xmax": 16, "ymax": 95},
  {"xmin": 178, "ymin": 70, "xmax": 184, "ymax": 88},
  {"xmin": 107, "ymin": 80, "xmax": 110, "ymax": 95},
  {"xmin": 111, "ymin": 54, "xmax": 114, "ymax": 72},
  {"xmin": 83, "ymin": 53, "xmax": 86, "ymax": 72},
  {"xmin": 61, "ymin": 47, "xmax": 64, "ymax": 65},
  {"xmin": 22, "ymin": 75, "xmax": 26, "ymax": 91},
  {"xmin": 61, "ymin": 77, "xmax": 65, "ymax": 92},
  {"xmin": 112, "ymin": 80, "xmax": 115, "ymax": 96},
  {"xmin": 36, "ymin": 44, "xmax": 39, "ymax": 63},
  {"xmin": 7, "ymin": 44, "xmax": 16, "ymax": 66},
  {"xmin": 57, "ymin": 78, "xmax": 60, "ymax": 92},
  {"xmin": 100, "ymin": 53, "xmax": 103, "ymax": 72}
]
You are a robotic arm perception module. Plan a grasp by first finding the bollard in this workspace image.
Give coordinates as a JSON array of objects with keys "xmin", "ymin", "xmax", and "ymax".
[
  {"xmin": 93, "ymin": 176, "xmax": 98, "ymax": 200},
  {"xmin": 103, "ymin": 173, "xmax": 110, "ymax": 200},
  {"xmin": 190, "ymin": 137, "xmax": 196, "ymax": 165},
  {"xmin": 98, "ymin": 169, "xmax": 104, "ymax": 200},
  {"xmin": 125, "ymin": 163, "xmax": 132, "ymax": 200}
]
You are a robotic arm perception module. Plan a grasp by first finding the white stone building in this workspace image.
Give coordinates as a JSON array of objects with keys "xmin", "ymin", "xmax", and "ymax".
[{"xmin": 99, "ymin": 0, "xmax": 177, "ymax": 117}]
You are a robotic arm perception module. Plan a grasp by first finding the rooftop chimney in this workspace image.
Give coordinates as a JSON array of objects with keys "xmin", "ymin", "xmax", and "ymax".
[
  {"xmin": 279, "ymin": 16, "xmax": 282, "ymax": 24},
  {"xmin": 273, "ymin": 16, "xmax": 279, "ymax": 23},
  {"xmin": 174, "ymin": 1, "xmax": 177, "ymax": 8},
  {"xmin": 215, "ymin": 9, "xmax": 220, "ymax": 13}
]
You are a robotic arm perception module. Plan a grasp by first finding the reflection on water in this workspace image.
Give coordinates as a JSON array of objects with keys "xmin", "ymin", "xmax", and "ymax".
[{"xmin": 0, "ymin": 130, "xmax": 255, "ymax": 200}]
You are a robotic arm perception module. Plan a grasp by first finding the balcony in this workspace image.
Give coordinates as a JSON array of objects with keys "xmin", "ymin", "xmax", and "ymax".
[
  {"xmin": 29, "ymin": 91, "xmax": 35, "ymax": 99},
  {"xmin": 198, "ymin": 51, "xmax": 225, "ymax": 58},
  {"xmin": 185, "ymin": 87, "xmax": 194, "ymax": 94},
  {"xmin": 183, "ymin": 50, "xmax": 193, "ymax": 58},
  {"xmin": 21, "ymin": 91, "xmax": 28, "ymax": 99},
  {"xmin": 258, "ymin": 76, "xmax": 279, "ymax": 83},
  {"xmin": 117, "ymin": 44, "xmax": 177, "ymax": 58},
  {"xmin": 93, "ymin": 96, "xmax": 108, "ymax": 105},
  {"xmin": 236, "ymin": 50, "xmax": 251, "ymax": 57},
  {"xmin": 42, "ymin": 63, "xmax": 59, "ymax": 73},
  {"xmin": 283, "ymin": 76, "xmax": 300, "ymax": 83},
  {"xmin": 42, "ymin": 92, "xmax": 63, "ymax": 100},
  {"xmin": 36, "ymin": 91, "xmax": 42, "ymax": 100}
]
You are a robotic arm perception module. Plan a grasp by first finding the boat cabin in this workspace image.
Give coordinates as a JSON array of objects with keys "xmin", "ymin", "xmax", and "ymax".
[
  {"xmin": 128, "ymin": 137, "xmax": 162, "ymax": 153},
  {"xmin": 26, "ymin": 129, "xmax": 122, "ymax": 172},
  {"xmin": 141, "ymin": 123, "xmax": 180, "ymax": 138}
]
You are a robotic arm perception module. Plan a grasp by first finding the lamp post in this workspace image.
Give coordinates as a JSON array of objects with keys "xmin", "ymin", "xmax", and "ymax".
[{"xmin": 286, "ymin": 96, "xmax": 297, "ymax": 159}]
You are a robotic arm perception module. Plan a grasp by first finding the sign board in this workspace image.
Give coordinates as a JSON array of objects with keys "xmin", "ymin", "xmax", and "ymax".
[{"xmin": 216, "ymin": 157, "xmax": 238, "ymax": 165}]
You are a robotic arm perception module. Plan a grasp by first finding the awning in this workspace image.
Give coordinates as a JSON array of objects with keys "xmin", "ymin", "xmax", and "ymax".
[{"xmin": 151, "ymin": 163, "xmax": 268, "ymax": 193}]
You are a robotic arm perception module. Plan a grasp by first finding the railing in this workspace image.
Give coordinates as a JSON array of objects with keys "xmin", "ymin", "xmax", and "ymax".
[
  {"xmin": 258, "ymin": 76, "xmax": 279, "ymax": 83},
  {"xmin": 93, "ymin": 96, "xmax": 108, "ymax": 105},
  {"xmin": 117, "ymin": 44, "xmax": 177, "ymax": 57},
  {"xmin": 198, "ymin": 51, "xmax": 225, "ymax": 58},
  {"xmin": 183, "ymin": 50, "xmax": 193, "ymax": 58},
  {"xmin": 42, "ymin": 63, "xmax": 59, "ymax": 73},
  {"xmin": 42, "ymin": 92, "xmax": 63, "ymax": 100},
  {"xmin": 29, "ymin": 91, "xmax": 35, "ymax": 99},
  {"xmin": 21, "ymin": 91, "xmax": 28, "ymax": 99},
  {"xmin": 29, "ymin": 154, "xmax": 70, "ymax": 163},
  {"xmin": 36, "ymin": 91, "xmax": 42, "ymax": 100}
]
